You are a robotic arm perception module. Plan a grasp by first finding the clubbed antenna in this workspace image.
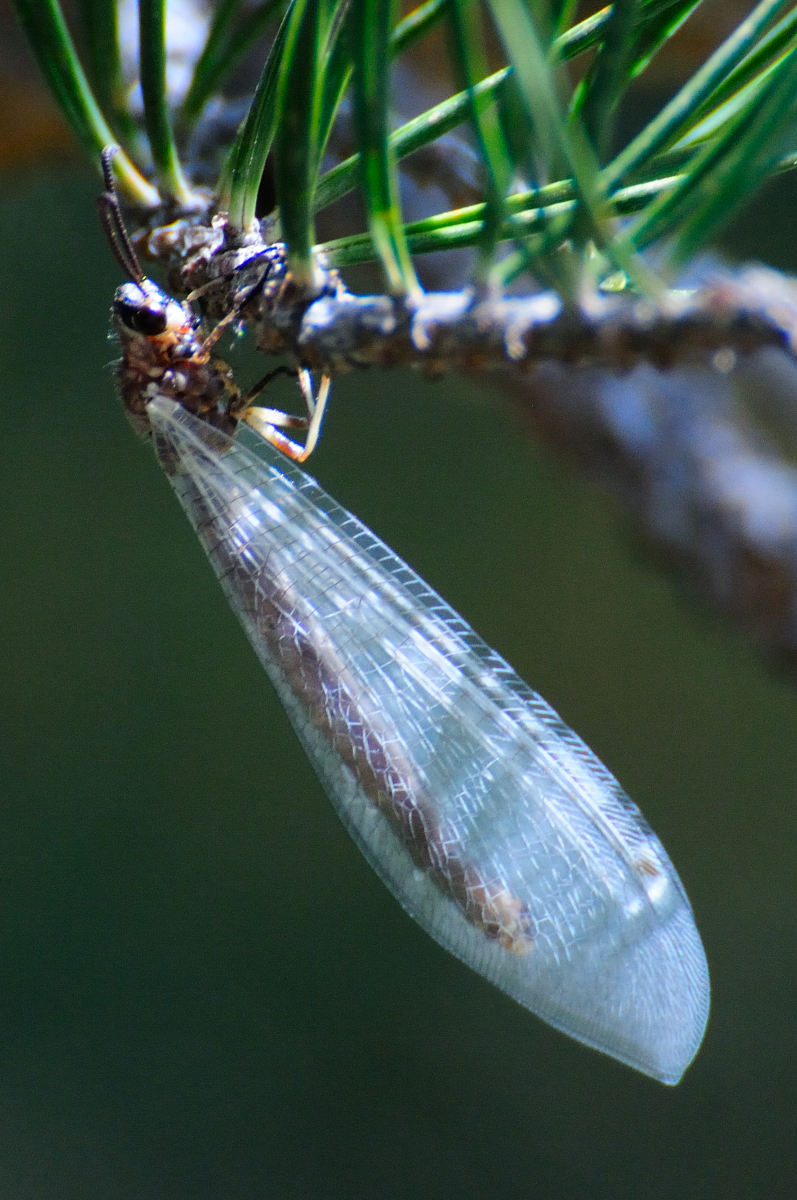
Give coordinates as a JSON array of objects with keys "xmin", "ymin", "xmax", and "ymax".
[{"xmin": 97, "ymin": 146, "xmax": 146, "ymax": 284}]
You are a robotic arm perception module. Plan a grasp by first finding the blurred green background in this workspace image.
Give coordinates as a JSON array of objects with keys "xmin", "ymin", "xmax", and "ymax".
[{"xmin": 2, "ymin": 165, "xmax": 797, "ymax": 1198}]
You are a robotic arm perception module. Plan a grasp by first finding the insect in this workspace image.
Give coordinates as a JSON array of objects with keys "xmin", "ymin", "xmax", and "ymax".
[
  {"xmin": 98, "ymin": 148, "xmax": 331, "ymax": 460},
  {"xmin": 101, "ymin": 155, "xmax": 710, "ymax": 1085}
]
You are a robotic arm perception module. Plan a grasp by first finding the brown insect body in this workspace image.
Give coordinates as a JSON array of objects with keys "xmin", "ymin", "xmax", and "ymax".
[{"xmin": 112, "ymin": 278, "xmax": 239, "ymax": 436}]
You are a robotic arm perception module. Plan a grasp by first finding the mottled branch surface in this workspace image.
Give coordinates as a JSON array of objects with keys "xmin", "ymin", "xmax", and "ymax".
[{"xmin": 145, "ymin": 213, "xmax": 797, "ymax": 371}]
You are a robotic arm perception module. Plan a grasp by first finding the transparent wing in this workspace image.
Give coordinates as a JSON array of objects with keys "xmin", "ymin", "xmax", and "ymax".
[{"xmin": 148, "ymin": 395, "xmax": 709, "ymax": 1084}]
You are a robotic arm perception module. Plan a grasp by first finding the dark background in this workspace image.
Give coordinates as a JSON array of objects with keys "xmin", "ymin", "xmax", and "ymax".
[{"xmin": 2, "ymin": 163, "xmax": 797, "ymax": 1198}]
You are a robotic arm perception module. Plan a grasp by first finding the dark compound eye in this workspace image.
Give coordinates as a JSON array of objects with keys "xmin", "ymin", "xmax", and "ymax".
[{"xmin": 114, "ymin": 299, "xmax": 168, "ymax": 336}]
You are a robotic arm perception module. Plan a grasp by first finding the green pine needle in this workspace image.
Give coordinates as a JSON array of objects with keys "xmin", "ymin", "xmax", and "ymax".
[{"xmin": 11, "ymin": 0, "xmax": 797, "ymax": 286}]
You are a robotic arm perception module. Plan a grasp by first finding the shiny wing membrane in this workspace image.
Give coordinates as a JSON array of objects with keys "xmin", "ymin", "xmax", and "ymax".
[{"xmin": 148, "ymin": 395, "xmax": 709, "ymax": 1084}]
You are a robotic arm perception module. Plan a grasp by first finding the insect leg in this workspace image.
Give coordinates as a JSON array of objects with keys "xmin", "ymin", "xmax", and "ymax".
[
  {"xmin": 243, "ymin": 372, "xmax": 332, "ymax": 461},
  {"xmin": 198, "ymin": 249, "xmax": 281, "ymax": 356}
]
